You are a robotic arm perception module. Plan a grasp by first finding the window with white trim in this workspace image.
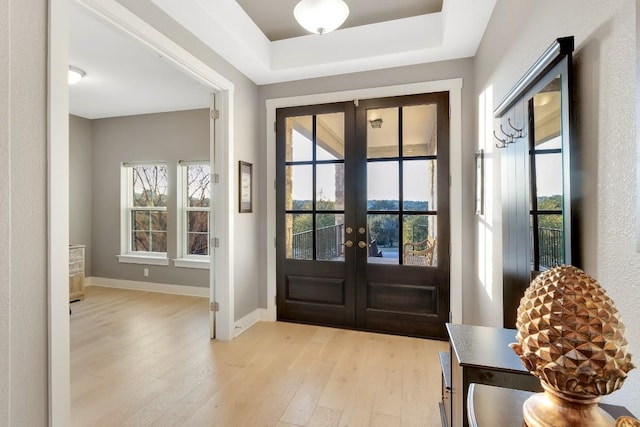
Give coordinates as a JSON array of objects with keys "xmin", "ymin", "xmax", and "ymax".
[
  {"xmin": 121, "ymin": 163, "xmax": 168, "ymax": 258},
  {"xmin": 177, "ymin": 161, "xmax": 211, "ymax": 263}
]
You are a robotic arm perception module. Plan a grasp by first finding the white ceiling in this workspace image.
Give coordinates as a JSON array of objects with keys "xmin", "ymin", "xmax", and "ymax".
[
  {"xmin": 69, "ymin": 2, "xmax": 212, "ymax": 119},
  {"xmin": 69, "ymin": 0, "xmax": 496, "ymax": 119}
]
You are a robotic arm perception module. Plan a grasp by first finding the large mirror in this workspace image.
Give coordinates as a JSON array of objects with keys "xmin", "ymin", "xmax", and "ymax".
[{"xmin": 495, "ymin": 37, "xmax": 580, "ymax": 327}]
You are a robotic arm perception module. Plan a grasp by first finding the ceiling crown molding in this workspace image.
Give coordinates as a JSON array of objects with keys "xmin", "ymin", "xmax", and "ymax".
[{"xmin": 150, "ymin": 0, "xmax": 496, "ymax": 85}]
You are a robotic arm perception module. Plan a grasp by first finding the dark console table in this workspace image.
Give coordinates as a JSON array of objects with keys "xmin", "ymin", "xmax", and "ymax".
[
  {"xmin": 467, "ymin": 383, "xmax": 636, "ymax": 427},
  {"xmin": 443, "ymin": 323, "xmax": 542, "ymax": 427}
]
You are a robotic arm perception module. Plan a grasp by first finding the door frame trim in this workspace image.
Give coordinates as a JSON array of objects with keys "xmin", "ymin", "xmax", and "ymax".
[
  {"xmin": 49, "ymin": 0, "xmax": 235, "ymax": 424},
  {"xmin": 265, "ymin": 79, "xmax": 463, "ymax": 325}
]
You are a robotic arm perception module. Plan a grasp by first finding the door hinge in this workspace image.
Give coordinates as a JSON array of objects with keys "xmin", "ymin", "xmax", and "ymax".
[
  {"xmin": 274, "ymin": 121, "xmax": 277, "ymax": 132},
  {"xmin": 210, "ymin": 301, "xmax": 220, "ymax": 312},
  {"xmin": 354, "ymin": 99, "xmax": 359, "ymax": 107},
  {"xmin": 213, "ymin": 173, "xmax": 220, "ymax": 184},
  {"xmin": 274, "ymin": 295, "xmax": 277, "ymax": 305},
  {"xmin": 274, "ymin": 237, "xmax": 277, "ymax": 248},
  {"xmin": 448, "ymin": 105, "xmax": 451, "ymax": 118},
  {"xmin": 210, "ymin": 109, "xmax": 220, "ymax": 120},
  {"xmin": 214, "ymin": 237, "xmax": 220, "ymax": 248}
]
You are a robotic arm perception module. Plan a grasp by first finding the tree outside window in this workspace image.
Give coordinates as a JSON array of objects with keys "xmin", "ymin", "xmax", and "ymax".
[
  {"xmin": 129, "ymin": 164, "xmax": 168, "ymax": 253},
  {"xmin": 181, "ymin": 162, "xmax": 210, "ymax": 257}
]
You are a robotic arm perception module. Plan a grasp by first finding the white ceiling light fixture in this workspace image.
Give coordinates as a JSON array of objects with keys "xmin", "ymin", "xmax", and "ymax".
[
  {"xmin": 294, "ymin": 0, "xmax": 349, "ymax": 35},
  {"xmin": 68, "ymin": 65, "xmax": 86, "ymax": 85}
]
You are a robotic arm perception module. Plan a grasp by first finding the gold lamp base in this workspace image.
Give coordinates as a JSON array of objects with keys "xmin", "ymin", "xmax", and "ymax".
[{"xmin": 523, "ymin": 383, "xmax": 615, "ymax": 427}]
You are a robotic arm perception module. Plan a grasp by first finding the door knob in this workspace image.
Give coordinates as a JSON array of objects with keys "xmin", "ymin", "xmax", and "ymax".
[
  {"xmin": 358, "ymin": 241, "xmax": 367, "ymax": 249},
  {"xmin": 343, "ymin": 240, "xmax": 354, "ymax": 248}
]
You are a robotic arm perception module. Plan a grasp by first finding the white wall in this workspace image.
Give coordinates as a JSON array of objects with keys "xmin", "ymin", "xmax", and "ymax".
[
  {"xmin": 474, "ymin": 0, "xmax": 639, "ymax": 414},
  {"xmin": 0, "ymin": 0, "xmax": 49, "ymax": 424},
  {"xmin": 90, "ymin": 109, "xmax": 210, "ymax": 287}
]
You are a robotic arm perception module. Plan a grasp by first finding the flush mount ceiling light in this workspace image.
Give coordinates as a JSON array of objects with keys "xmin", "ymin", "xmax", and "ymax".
[
  {"xmin": 68, "ymin": 65, "xmax": 86, "ymax": 85},
  {"xmin": 294, "ymin": 0, "xmax": 349, "ymax": 35},
  {"xmin": 369, "ymin": 118, "xmax": 383, "ymax": 129}
]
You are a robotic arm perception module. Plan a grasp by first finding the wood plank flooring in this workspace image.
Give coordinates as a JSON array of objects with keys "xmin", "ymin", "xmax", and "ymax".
[{"xmin": 71, "ymin": 286, "xmax": 448, "ymax": 427}]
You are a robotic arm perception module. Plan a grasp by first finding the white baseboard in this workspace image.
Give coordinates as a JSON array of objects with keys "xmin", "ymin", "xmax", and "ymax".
[
  {"xmin": 234, "ymin": 309, "xmax": 260, "ymax": 337},
  {"xmin": 87, "ymin": 276, "xmax": 209, "ymax": 298},
  {"xmin": 234, "ymin": 308, "xmax": 274, "ymax": 337}
]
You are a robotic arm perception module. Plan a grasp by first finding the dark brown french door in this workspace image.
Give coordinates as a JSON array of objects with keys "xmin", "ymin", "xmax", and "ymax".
[{"xmin": 276, "ymin": 93, "xmax": 450, "ymax": 339}]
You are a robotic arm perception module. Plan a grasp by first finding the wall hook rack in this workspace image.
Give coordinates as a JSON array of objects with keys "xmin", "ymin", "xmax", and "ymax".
[
  {"xmin": 494, "ymin": 130, "xmax": 509, "ymax": 148},
  {"xmin": 494, "ymin": 123, "xmax": 516, "ymax": 148},
  {"xmin": 507, "ymin": 118, "xmax": 526, "ymax": 139}
]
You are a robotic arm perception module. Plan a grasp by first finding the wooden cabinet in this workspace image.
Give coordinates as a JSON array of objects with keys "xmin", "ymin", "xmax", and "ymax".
[
  {"xmin": 443, "ymin": 323, "xmax": 542, "ymax": 427},
  {"xmin": 69, "ymin": 244, "xmax": 85, "ymax": 302}
]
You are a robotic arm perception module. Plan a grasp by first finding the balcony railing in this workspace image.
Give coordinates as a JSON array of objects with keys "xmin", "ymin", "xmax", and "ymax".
[
  {"xmin": 536, "ymin": 226, "xmax": 564, "ymax": 269},
  {"xmin": 291, "ymin": 223, "xmax": 344, "ymax": 260}
]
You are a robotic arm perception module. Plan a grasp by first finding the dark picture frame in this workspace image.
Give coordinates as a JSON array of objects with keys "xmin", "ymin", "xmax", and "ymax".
[
  {"xmin": 475, "ymin": 149, "xmax": 484, "ymax": 215},
  {"xmin": 239, "ymin": 161, "xmax": 253, "ymax": 213}
]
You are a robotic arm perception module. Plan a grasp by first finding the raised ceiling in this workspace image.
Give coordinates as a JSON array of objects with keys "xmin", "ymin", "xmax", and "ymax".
[
  {"xmin": 150, "ymin": 0, "xmax": 497, "ymax": 84},
  {"xmin": 69, "ymin": 0, "xmax": 496, "ymax": 118},
  {"xmin": 235, "ymin": 0, "xmax": 444, "ymax": 41}
]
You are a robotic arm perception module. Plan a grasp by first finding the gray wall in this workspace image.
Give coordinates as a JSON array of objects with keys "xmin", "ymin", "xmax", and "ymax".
[
  {"xmin": 257, "ymin": 58, "xmax": 477, "ymax": 309},
  {"xmin": 0, "ymin": 0, "xmax": 48, "ymax": 424},
  {"xmin": 70, "ymin": 115, "xmax": 93, "ymax": 276},
  {"xmin": 473, "ymin": 0, "xmax": 639, "ymax": 414},
  {"xmin": 91, "ymin": 109, "xmax": 210, "ymax": 287},
  {"xmin": 115, "ymin": 0, "xmax": 261, "ymax": 320}
]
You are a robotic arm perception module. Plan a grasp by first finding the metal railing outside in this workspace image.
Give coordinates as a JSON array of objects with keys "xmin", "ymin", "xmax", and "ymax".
[
  {"xmin": 291, "ymin": 223, "xmax": 344, "ymax": 260},
  {"xmin": 537, "ymin": 226, "xmax": 564, "ymax": 269}
]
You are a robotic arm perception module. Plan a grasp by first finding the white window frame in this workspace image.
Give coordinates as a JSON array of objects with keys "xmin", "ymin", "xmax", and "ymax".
[
  {"xmin": 118, "ymin": 162, "xmax": 169, "ymax": 265},
  {"xmin": 174, "ymin": 160, "xmax": 211, "ymax": 269}
]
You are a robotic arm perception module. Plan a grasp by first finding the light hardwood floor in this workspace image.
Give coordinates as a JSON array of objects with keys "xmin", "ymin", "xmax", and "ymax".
[{"xmin": 71, "ymin": 286, "xmax": 448, "ymax": 427}]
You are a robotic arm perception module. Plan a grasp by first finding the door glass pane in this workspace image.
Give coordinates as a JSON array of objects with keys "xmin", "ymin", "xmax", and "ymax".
[
  {"xmin": 367, "ymin": 214, "xmax": 399, "ymax": 264},
  {"xmin": 368, "ymin": 161, "xmax": 399, "ymax": 210},
  {"xmin": 403, "ymin": 215, "xmax": 437, "ymax": 267},
  {"xmin": 367, "ymin": 108, "xmax": 398, "ymax": 158},
  {"xmin": 316, "ymin": 214, "xmax": 345, "ymax": 261},
  {"xmin": 286, "ymin": 165, "xmax": 313, "ymax": 210},
  {"xmin": 316, "ymin": 163, "xmax": 345, "ymax": 210},
  {"xmin": 287, "ymin": 213, "xmax": 313, "ymax": 260},
  {"xmin": 187, "ymin": 211, "xmax": 208, "ymax": 232},
  {"xmin": 316, "ymin": 113, "xmax": 345, "ymax": 161},
  {"xmin": 403, "ymin": 159, "xmax": 437, "ymax": 211},
  {"xmin": 286, "ymin": 116, "xmax": 313, "ymax": 162},
  {"xmin": 403, "ymin": 104, "xmax": 437, "ymax": 156},
  {"xmin": 534, "ymin": 214, "xmax": 564, "ymax": 270},
  {"xmin": 534, "ymin": 152, "xmax": 563, "ymax": 208}
]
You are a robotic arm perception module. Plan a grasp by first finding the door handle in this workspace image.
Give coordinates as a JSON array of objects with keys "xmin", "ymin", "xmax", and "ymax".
[
  {"xmin": 343, "ymin": 240, "xmax": 354, "ymax": 248},
  {"xmin": 358, "ymin": 241, "xmax": 367, "ymax": 249}
]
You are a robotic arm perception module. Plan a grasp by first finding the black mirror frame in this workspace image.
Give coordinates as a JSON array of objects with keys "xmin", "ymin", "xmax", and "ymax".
[{"xmin": 495, "ymin": 36, "xmax": 581, "ymax": 327}]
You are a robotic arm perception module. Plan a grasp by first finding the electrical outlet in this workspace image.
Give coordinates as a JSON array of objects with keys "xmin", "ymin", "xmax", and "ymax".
[{"xmin": 144, "ymin": 268, "xmax": 149, "ymax": 277}]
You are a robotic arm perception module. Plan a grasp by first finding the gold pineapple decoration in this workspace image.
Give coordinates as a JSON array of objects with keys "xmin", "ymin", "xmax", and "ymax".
[{"xmin": 510, "ymin": 265, "xmax": 635, "ymax": 427}]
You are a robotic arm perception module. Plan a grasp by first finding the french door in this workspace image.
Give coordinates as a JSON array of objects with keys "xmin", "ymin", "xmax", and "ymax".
[{"xmin": 276, "ymin": 93, "xmax": 450, "ymax": 339}]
